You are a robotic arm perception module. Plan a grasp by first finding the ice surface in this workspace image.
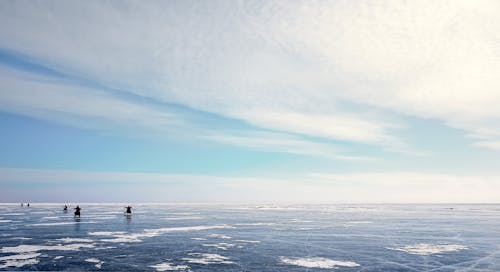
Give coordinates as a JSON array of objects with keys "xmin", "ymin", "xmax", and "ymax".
[
  {"xmin": 280, "ymin": 257, "xmax": 360, "ymax": 269},
  {"xmin": 1, "ymin": 204, "xmax": 500, "ymax": 271},
  {"xmin": 29, "ymin": 221, "xmax": 96, "ymax": 226}
]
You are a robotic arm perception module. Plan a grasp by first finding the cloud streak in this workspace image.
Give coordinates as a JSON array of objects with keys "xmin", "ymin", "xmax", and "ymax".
[{"xmin": 2, "ymin": 168, "xmax": 499, "ymax": 203}]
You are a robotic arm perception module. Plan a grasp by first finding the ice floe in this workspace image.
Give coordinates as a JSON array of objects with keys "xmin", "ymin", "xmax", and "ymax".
[
  {"xmin": 182, "ymin": 253, "xmax": 234, "ymax": 265},
  {"xmin": 0, "ymin": 219, "xmax": 14, "ymax": 223},
  {"xmin": 190, "ymin": 238, "xmax": 207, "ymax": 241},
  {"xmin": 54, "ymin": 256, "xmax": 64, "ymax": 260},
  {"xmin": 280, "ymin": 257, "xmax": 360, "ymax": 269},
  {"xmin": 150, "ymin": 260, "xmax": 191, "ymax": 271},
  {"xmin": 387, "ymin": 243, "xmax": 469, "ymax": 255}
]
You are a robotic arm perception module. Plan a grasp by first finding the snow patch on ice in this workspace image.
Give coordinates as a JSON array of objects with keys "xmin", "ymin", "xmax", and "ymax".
[
  {"xmin": 182, "ymin": 253, "xmax": 234, "ymax": 265},
  {"xmin": 0, "ymin": 253, "xmax": 41, "ymax": 261},
  {"xmin": 387, "ymin": 243, "xmax": 469, "ymax": 255},
  {"xmin": 56, "ymin": 237, "xmax": 94, "ymax": 243},
  {"xmin": 202, "ymin": 243, "xmax": 235, "ymax": 250},
  {"xmin": 96, "ymin": 225, "xmax": 234, "ymax": 243},
  {"xmin": 85, "ymin": 257, "xmax": 104, "ymax": 268},
  {"xmin": 88, "ymin": 231, "xmax": 127, "ymax": 236},
  {"xmin": 235, "ymin": 222, "xmax": 276, "ymax": 226},
  {"xmin": 0, "ymin": 253, "xmax": 41, "ymax": 269},
  {"xmin": 280, "ymin": 257, "xmax": 360, "ymax": 269},
  {"xmin": 11, "ymin": 237, "xmax": 32, "ymax": 240},
  {"xmin": 0, "ymin": 258, "xmax": 39, "ymax": 269},
  {"xmin": 42, "ymin": 216, "xmax": 60, "ymax": 220},
  {"xmin": 54, "ymin": 256, "xmax": 64, "ymax": 260},
  {"xmin": 208, "ymin": 234, "xmax": 231, "ymax": 239},
  {"xmin": 150, "ymin": 260, "xmax": 191, "ymax": 271},
  {"xmin": 234, "ymin": 240, "xmax": 260, "ymax": 243},
  {"xmin": 1, "ymin": 243, "xmax": 95, "ymax": 253}
]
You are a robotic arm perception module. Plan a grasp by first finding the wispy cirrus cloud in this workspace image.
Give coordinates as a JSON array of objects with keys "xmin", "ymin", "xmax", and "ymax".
[{"xmin": 1, "ymin": 0, "xmax": 500, "ymax": 155}]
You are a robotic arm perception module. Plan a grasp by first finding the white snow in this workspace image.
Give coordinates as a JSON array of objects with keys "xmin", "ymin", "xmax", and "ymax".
[
  {"xmin": 0, "ymin": 253, "xmax": 41, "ymax": 261},
  {"xmin": 55, "ymin": 237, "xmax": 94, "ymax": 243},
  {"xmin": 150, "ymin": 261, "xmax": 191, "ymax": 271},
  {"xmin": 85, "ymin": 258, "xmax": 104, "ymax": 269},
  {"xmin": 0, "ymin": 253, "xmax": 41, "ymax": 269},
  {"xmin": 234, "ymin": 240, "xmax": 260, "ymax": 243},
  {"xmin": 387, "ymin": 243, "xmax": 469, "ymax": 255},
  {"xmin": 182, "ymin": 253, "xmax": 234, "ymax": 265},
  {"xmin": 202, "ymin": 243, "xmax": 235, "ymax": 250},
  {"xmin": 0, "ymin": 258, "xmax": 39, "ymax": 269},
  {"xmin": 280, "ymin": 257, "xmax": 360, "ymax": 269},
  {"xmin": 1, "ymin": 243, "xmax": 95, "ymax": 253},
  {"xmin": 94, "ymin": 225, "xmax": 234, "ymax": 243},
  {"xmin": 207, "ymin": 234, "xmax": 232, "ymax": 239}
]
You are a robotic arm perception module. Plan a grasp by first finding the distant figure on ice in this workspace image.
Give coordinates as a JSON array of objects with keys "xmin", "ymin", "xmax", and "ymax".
[
  {"xmin": 125, "ymin": 205, "xmax": 132, "ymax": 216},
  {"xmin": 27, "ymin": 203, "xmax": 30, "ymax": 207},
  {"xmin": 21, "ymin": 203, "xmax": 23, "ymax": 207},
  {"xmin": 74, "ymin": 205, "xmax": 81, "ymax": 218},
  {"xmin": 63, "ymin": 205, "xmax": 68, "ymax": 212}
]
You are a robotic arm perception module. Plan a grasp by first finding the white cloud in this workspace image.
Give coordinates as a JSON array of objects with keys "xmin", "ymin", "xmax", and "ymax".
[
  {"xmin": 1, "ymin": 0, "xmax": 500, "ymax": 151},
  {"xmin": 1, "ymin": 168, "xmax": 499, "ymax": 203}
]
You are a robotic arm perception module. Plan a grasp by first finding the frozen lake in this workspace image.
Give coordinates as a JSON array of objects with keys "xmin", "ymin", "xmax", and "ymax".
[{"xmin": 0, "ymin": 204, "xmax": 499, "ymax": 271}]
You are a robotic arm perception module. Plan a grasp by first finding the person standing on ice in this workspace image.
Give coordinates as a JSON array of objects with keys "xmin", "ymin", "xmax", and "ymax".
[
  {"xmin": 125, "ymin": 205, "xmax": 132, "ymax": 216},
  {"xmin": 74, "ymin": 205, "xmax": 81, "ymax": 218}
]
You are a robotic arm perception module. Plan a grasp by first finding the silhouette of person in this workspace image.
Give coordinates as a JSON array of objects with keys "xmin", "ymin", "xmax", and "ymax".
[
  {"xmin": 125, "ymin": 205, "xmax": 132, "ymax": 215},
  {"xmin": 74, "ymin": 205, "xmax": 81, "ymax": 218},
  {"xmin": 63, "ymin": 205, "xmax": 68, "ymax": 212}
]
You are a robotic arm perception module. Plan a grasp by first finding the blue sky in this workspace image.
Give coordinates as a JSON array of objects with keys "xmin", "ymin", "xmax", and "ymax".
[{"xmin": 1, "ymin": 0, "xmax": 500, "ymax": 203}]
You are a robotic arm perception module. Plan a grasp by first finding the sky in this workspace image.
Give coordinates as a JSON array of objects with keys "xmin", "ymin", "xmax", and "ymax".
[{"xmin": 1, "ymin": 0, "xmax": 500, "ymax": 203}]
